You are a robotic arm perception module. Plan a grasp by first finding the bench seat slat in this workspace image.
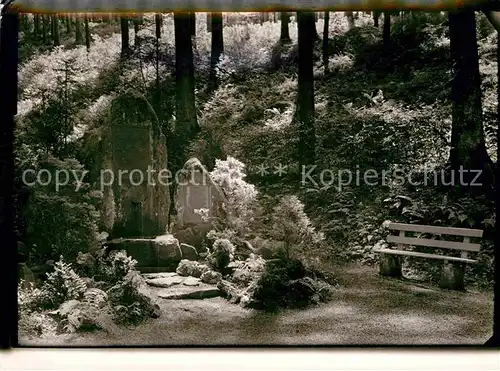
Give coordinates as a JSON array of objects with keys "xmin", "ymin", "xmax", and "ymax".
[
  {"xmin": 373, "ymin": 248, "xmax": 477, "ymax": 264},
  {"xmin": 388, "ymin": 222, "xmax": 483, "ymax": 238},
  {"xmin": 387, "ymin": 235, "xmax": 481, "ymax": 252}
]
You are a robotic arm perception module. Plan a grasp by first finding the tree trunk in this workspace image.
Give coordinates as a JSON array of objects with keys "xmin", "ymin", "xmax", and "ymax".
[
  {"xmin": 209, "ymin": 12, "xmax": 223, "ymax": 91},
  {"xmin": 383, "ymin": 12, "xmax": 391, "ymax": 49},
  {"xmin": 84, "ymin": 14, "xmax": 91, "ymax": 50},
  {"xmin": 280, "ymin": 12, "xmax": 290, "ymax": 42},
  {"xmin": 75, "ymin": 16, "xmax": 83, "ymax": 44},
  {"xmin": 51, "ymin": 14, "xmax": 60, "ymax": 46},
  {"xmin": 189, "ymin": 12, "xmax": 196, "ymax": 37},
  {"xmin": 296, "ymin": 11, "xmax": 316, "ymax": 165},
  {"xmin": 207, "ymin": 13, "xmax": 212, "ymax": 32},
  {"xmin": 345, "ymin": 11, "xmax": 355, "ymax": 29},
  {"xmin": 42, "ymin": 14, "xmax": 47, "ymax": 43},
  {"xmin": 322, "ymin": 11, "xmax": 330, "ymax": 74},
  {"xmin": 155, "ymin": 13, "xmax": 162, "ymax": 38},
  {"xmin": 448, "ymin": 10, "xmax": 494, "ymax": 188},
  {"xmin": 374, "ymin": 11, "xmax": 380, "ymax": 27},
  {"xmin": 34, "ymin": 14, "xmax": 40, "ymax": 36},
  {"xmin": 174, "ymin": 13, "xmax": 198, "ymax": 144},
  {"xmin": 134, "ymin": 16, "xmax": 142, "ymax": 45},
  {"xmin": 65, "ymin": 14, "xmax": 71, "ymax": 33},
  {"xmin": 120, "ymin": 17, "xmax": 130, "ymax": 55}
]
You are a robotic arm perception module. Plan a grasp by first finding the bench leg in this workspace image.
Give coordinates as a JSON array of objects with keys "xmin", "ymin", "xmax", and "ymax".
[
  {"xmin": 439, "ymin": 261, "xmax": 465, "ymax": 291},
  {"xmin": 379, "ymin": 253, "xmax": 402, "ymax": 278}
]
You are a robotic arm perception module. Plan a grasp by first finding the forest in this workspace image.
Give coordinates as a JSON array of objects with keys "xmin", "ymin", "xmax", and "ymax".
[{"xmin": 0, "ymin": 7, "xmax": 497, "ymax": 345}]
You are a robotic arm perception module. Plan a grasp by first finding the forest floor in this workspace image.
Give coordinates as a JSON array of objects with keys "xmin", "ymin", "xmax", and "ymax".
[{"xmin": 20, "ymin": 264, "xmax": 493, "ymax": 346}]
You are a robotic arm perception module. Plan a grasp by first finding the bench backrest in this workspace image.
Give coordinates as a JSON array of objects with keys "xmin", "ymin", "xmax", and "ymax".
[{"xmin": 387, "ymin": 222, "xmax": 483, "ymax": 256}]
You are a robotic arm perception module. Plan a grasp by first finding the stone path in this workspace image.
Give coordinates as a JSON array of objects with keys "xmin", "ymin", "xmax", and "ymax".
[{"xmin": 143, "ymin": 272, "xmax": 222, "ymax": 300}]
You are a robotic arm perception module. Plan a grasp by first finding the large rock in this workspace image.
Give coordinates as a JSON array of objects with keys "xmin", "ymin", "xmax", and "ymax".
[
  {"xmin": 146, "ymin": 275, "xmax": 184, "ymax": 288},
  {"xmin": 200, "ymin": 270, "xmax": 222, "ymax": 284},
  {"xmin": 182, "ymin": 277, "xmax": 201, "ymax": 286},
  {"xmin": 176, "ymin": 260, "xmax": 210, "ymax": 278},
  {"xmin": 180, "ymin": 243, "xmax": 198, "ymax": 261},
  {"xmin": 153, "ymin": 235, "xmax": 182, "ymax": 261},
  {"xmin": 118, "ymin": 271, "xmax": 162, "ymax": 318},
  {"xmin": 18, "ymin": 263, "xmax": 36, "ymax": 289},
  {"xmin": 157, "ymin": 285, "xmax": 221, "ymax": 300},
  {"xmin": 170, "ymin": 158, "xmax": 230, "ymax": 250},
  {"xmin": 100, "ymin": 90, "xmax": 169, "ymax": 238}
]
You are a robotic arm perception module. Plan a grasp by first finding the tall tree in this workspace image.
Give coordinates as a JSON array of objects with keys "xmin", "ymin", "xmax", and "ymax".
[
  {"xmin": 174, "ymin": 12, "xmax": 198, "ymax": 144},
  {"xmin": 189, "ymin": 12, "xmax": 196, "ymax": 37},
  {"xmin": 42, "ymin": 14, "xmax": 47, "ymax": 43},
  {"xmin": 51, "ymin": 14, "xmax": 60, "ymax": 46},
  {"xmin": 65, "ymin": 14, "xmax": 71, "ymax": 33},
  {"xmin": 383, "ymin": 12, "xmax": 391, "ymax": 49},
  {"xmin": 322, "ymin": 11, "xmax": 330, "ymax": 74},
  {"xmin": 373, "ymin": 10, "xmax": 380, "ymax": 27},
  {"xmin": 207, "ymin": 13, "xmax": 212, "ymax": 32},
  {"xmin": 209, "ymin": 12, "xmax": 223, "ymax": 91},
  {"xmin": 155, "ymin": 13, "xmax": 162, "ymax": 38},
  {"xmin": 120, "ymin": 17, "xmax": 130, "ymax": 55},
  {"xmin": 84, "ymin": 14, "xmax": 90, "ymax": 50},
  {"xmin": 296, "ymin": 11, "xmax": 316, "ymax": 165},
  {"xmin": 75, "ymin": 15, "xmax": 83, "ymax": 45},
  {"xmin": 345, "ymin": 11, "xmax": 355, "ymax": 29},
  {"xmin": 280, "ymin": 12, "xmax": 290, "ymax": 42},
  {"xmin": 133, "ymin": 14, "xmax": 143, "ymax": 46},
  {"xmin": 33, "ymin": 14, "xmax": 40, "ymax": 36},
  {"xmin": 448, "ymin": 9, "xmax": 493, "ymax": 187}
]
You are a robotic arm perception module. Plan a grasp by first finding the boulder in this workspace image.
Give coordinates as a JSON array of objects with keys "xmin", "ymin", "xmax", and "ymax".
[
  {"xmin": 18, "ymin": 263, "xmax": 36, "ymax": 289},
  {"xmin": 153, "ymin": 235, "xmax": 182, "ymax": 262},
  {"xmin": 180, "ymin": 243, "xmax": 198, "ymax": 261},
  {"xmin": 146, "ymin": 275, "xmax": 184, "ymax": 288},
  {"xmin": 182, "ymin": 277, "xmax": 201, "ymax": 286},
  {"xmin": 122, "ymin": 271, "xmax": 162, "ymax": 318},
  {"xmin": 200, "ymin": 270, "xmax": 222, "ymax": 285},
  {"xmin": 157, "ymin": 285, "xmax": 221, "ymax": 300},
  {"xmin": 217, "ymin": 279, "xmax": 243, "ymax": 304},
  {"xmin": 232, "ymin": 268, "xmax": 255, "ymax": 286},
  {"xmin": 176, "ymin": 260, "xmax": 210, "ymax": 278}
]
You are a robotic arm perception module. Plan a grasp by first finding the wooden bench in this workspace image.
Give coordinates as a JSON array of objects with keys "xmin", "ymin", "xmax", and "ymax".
[{"xmin": 373, "ymin": 222, "xmax": 483, "ymax": 290}]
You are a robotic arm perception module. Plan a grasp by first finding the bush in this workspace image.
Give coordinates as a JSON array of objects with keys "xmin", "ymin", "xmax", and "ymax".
[
  {"xmin": 95, "ymin": 249, "xmax": 138, "ymax": 285},
  {"xmin": 21, "ymin": 157, "xmax": 101, "ymax": 265},
  {"xmin": 207, "ymin": 238, "xmax": 236, "ymax": 272},
  {"xmin": 43, "ymin": 257, "xmax": 88, "ymax": 308},
  {"xmin": 107, "ymin": 270, "xmax": 161, "ymax": 324},
  {"xmin": 251, "ymin": 258, "xmax": 329, "ymax": 311},
  {"xmin": 270, "ymin": 195, "xmax": 324, "ymax": 259},
  {"xmin": 210, "ymin": 156, "xmax": 258, "ymax": 232}
]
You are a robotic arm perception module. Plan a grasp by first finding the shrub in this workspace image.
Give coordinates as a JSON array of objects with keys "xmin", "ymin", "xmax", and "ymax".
[
  {"xmin": 50, "ymin": 296, "xmax": 119, "ymax": 334},
  {"xmin": 18, "ymin": 311, "xmax": 58, "ymax": 338},
  {"xmin": 270, "ymin": 195, "xmax": 325, "ymax": 259},
  {"xmin": 207, "ymin": 238, "xmax": 236, "ymax": 272},
  {"xmin": 20, "ymin": 156, "xmax": 101, "ymax": 265},
  {"xmin": 107, "ymin": 270, "xmax": 161, "ymax": 324},
  {"xmin": 210, "ymin": 156, "xmax": 258, "ymax": 230},
  {"xmin": 43, "ymin": 257, "xmax": 88, "ymax": 308},
  {"xmin": 95, "ymin": 250, "xmax": 138, "ymax": 285},
  {"xmin": 251, "ymin": 258, "xmax": 318, "ymax": 311},
  {"xmin": 18, "ymin": 280, "xmax": 52, "ymax": 313}
]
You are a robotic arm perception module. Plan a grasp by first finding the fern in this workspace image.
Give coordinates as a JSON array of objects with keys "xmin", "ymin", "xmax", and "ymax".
[{"xmin": 44, "ymin": 256, "xmax": 87, "ymax": 308}]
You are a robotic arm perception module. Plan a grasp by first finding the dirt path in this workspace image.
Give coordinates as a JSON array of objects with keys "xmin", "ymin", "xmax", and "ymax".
[{"xmin": 21, "ymin": 264, "xmax": 493, "ymax": 346}]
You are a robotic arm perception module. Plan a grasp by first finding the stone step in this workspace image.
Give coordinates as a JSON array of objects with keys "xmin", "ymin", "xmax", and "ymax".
[
  {"xmin": 156, "ymin": 285, "xmax": 221, "ymax": 300},
  {"xmin": 142, "ymin": 272, "xmax": 221, "ymax": 300}
]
